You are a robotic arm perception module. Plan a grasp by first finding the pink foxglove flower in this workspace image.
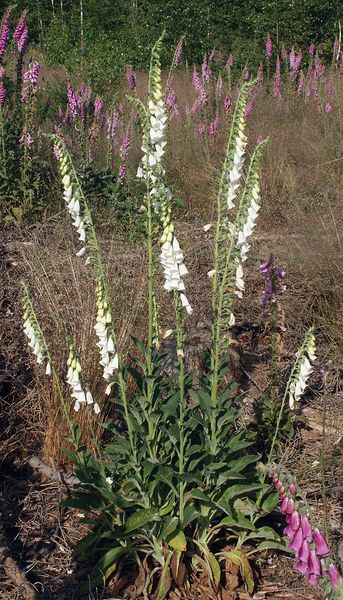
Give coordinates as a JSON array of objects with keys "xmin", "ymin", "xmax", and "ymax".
[
  {"xmin": 226, "ymin": 53, "xmax": 233, "ymax": 70},
  {"xmin": 94, "ymin": 96, "xmax": 104, "ymax": 118},
  {"xmin": 126, "ymin": 66, "xmax": 136, "ymax": 91},
  {"xmin": 14, "ymin": 14, "xmax": 28, "ymax": 55},
  {"xmin": 166, "ymin": 89, "xmax": 179, "ymax": 118},
  {"xmin": 328, "ymin": 565, "xmax": 341, "ymax": 589},
  {"xmin": 223, "ymin": 94, "xmax": 232, "ymax": 113},
  {"xmin": 174, "ymin": 39, "xmax": 183, "ymax": 67},
  {"xmin": 313, "ymin": 529, "xmax": 330, "ymax": 557},
  {"xmin": 243, "ymin": 100, "xmax": 254, "ymax": 121},
  {"xmin": 265, "ymin": 32, "xmax": 272, "ymax": 62},
  {"xmin": 273, "ymin": 55, "xmax": 282, "ymax": 99},
  {"xmin": 0, "ymin": 7, "xmax": 11, "ymax": 57}
]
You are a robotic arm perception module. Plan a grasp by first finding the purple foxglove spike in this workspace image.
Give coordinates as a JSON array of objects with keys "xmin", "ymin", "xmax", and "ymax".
[
  {"xmin": 223, "ymin": 94, "xmax": 232, "ymax": 113},
  {"xmin": 309, "ymin": 43, "xmax": 315, "ymax": 56},
  {"xmin": 275, "ymin": 479, "xmax": 283, "ymax": 491},
  {"xmin": 244, "ymin": 100, "xmax": 254, "ymax": 121},
  {"xmin": 18, "ymin": 26, "xmax": 28, "ymax": 54},
  {"xmin": 278, "ymin": 485, "xmax": 285, "ymax": 496},
  {"xmin": 299, "ymin": 539, "xmax": 310, "ymax": 563},
  {"xmin": 307, "ymin": 573, "xmax": 320, "ymax": 586},
  {"xmin": 308, "ymin": 549, "xmax": 321, "ymax": 576},
  {"xmin": 294, "ymin": 560, "xmax": 309, "ymax": 575},
  {"xmin": 288, "ymin": 526, "xmax": 304, "ymax": 556},
  {"xmin": 265, "ymin": 32, "xmax": 272, "ymax": 62},
  {"xmin": 289, "ymin": 511, "xmax": 300, "ymax": 531},
  {"xmin": 126, "ymin": 66, "xmax": 136, "ymax": 91},
  {"xmin": 14, "ymin": 14, "xmax": 25, "ymax": 43},
  {"xmin": 281, "ymin": 45, "xmax": 288, "ymax": 63},
  {"xmin": 94, "ymin": 96, "xmax": 104, "ymax": 118},
  {"xmin": 174, "ymin": 39, "xmax": 183, "ymax": 67},
  {"xmin": 0, "ymin": 8, "xmax": 11, "ymax": 57},
  {"xmin": 325, "ymin": 102, "xmax": 332, "ymax": 114},
  {"xmin": 118, "ymin": 164, "xmax": 126, "ymax": 181},
  {"xmin": 279, "ymin": 491, "xmax": 286, "ymax": 500},
  {"xmin": 328, "ymin": 565, "xmax": 341, "ymax": 589},
  {"xmin": 313, "ymin": 529, "xmax": 330, "ymax": 557},
  {"xmin": 208, "ymin": 116, "xmax": 219, "ymax": 139},
  {"xmin": 243, "ymin": 67, "xmax": 250, "ymax": 81},
  {"xmin": 226, "ymin": 54, "xmax": 233, "ymax": 69}
]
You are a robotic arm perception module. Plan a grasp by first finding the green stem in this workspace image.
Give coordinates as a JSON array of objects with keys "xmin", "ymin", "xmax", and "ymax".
[
  {"xmin": 174, "ymin": 292, "xmax": 186, "ymax": 523},
  {"xmin": 0, "ymin": 106, "xmax": 5, "ymax": 162}
]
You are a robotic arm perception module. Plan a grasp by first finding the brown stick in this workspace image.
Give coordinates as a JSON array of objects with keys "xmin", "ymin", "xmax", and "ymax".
[{"xmin": 0, "ymin": 540, "xmax": 37, "ymax": 600}]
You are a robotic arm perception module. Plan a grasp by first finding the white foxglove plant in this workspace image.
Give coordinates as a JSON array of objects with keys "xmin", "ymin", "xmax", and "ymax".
[
  {"xmin": 288, "ymin": 328, "xmax": 316, "ymax": 410},
  {"xmin": 52, "ymin": 135, "xmax": 119, "ymax": 389},
  {"xmin": 267, "ymin": 327, "xmax": 316, "ymax": 461},
  {"xmin": 54, "ymin": 137, "xmax": 89, "ymax": 252},
  {"xmin": 133, "ymin": 36, "xmax": 192, "ymax": 317},
  {"xmin": 208, "ymin": 81, "xmax": 268, "ymax": 449},
  {"xmin": 95, "ymin": 274, "xmax": 119, "ymax": 391},
  {"xmin": 66, "ymin": 345, "xmax": 100, "ymax": 414},
  {"xmin": 22, "ymin": 281, "xmax": 51, "ymax": 374}
]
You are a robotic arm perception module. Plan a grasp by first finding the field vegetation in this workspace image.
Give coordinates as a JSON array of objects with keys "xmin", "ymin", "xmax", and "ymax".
[{"xmin": 1, "ymin": 4, "xmax": 343, "ymax": 600}]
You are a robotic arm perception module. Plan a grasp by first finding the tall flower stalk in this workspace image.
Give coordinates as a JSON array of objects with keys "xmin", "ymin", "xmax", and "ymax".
[
  {"xmin": 22, "ymin": 282, "xmax": 73, "ymax": 434},
  {"xmin": 209, "ymin": 81, "xmax": 268, "ymax": 449},
  {"xmin": 52, "ymin": 135, "xmax": 136, "ymax": 458},
  {"xmin": 132, "ymin": 35, "xmax": 191, "ymax": 505},
  {"xmin": 268, "ymin": 327, "xmax": 316, "ymax": 461}
]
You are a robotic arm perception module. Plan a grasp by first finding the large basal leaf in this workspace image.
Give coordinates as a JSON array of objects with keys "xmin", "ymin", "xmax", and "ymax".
[
  {"xmin": 205, "ymin": 549, "xmax": 221, "ymax": 585},
  {"xmin": 168, "ymin": 530, "xmax": 187, "ymax": 552},
  {"xmin": 159, "ymin": 516, "xmax": 179, "ymax": 541},
  {"xmin": 124, "ymin": 507, "xmax": 160, "ymax": 533},
  {"xmin": 222, "ymin": 548, "xmax": 254, "ymax": 593},
  {"xmin": 181, "ymin": 503, "xmax": 200, "ymax": 529},
  {"xmin": 82, "ymin": 545, "xmax": 130, "ymax": 591}
]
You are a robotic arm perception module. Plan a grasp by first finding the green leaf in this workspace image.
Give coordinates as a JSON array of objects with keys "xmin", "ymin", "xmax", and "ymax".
[
  {"xmin": 245, "ymin": 526, "xmax": 280, "ymax": 542},
  {"xmin": 182, "ymin": 503, "xmax": 200, "ymax": 528},
  {"xmin": 159, "ymin": 517, "xmax": 179, "ymax": 541},
  {"xmin": 220, "ymin": 515, "xmax": 256, "ymax": 531},
  {"xmin": 261, "ymin": 491, "xmax": 280, "ymax": 513},
  {"xmin": 229, "ymin": 455, "xmax": 261, "ymax": 473},
  {"xmin": 74, "ymin": 531, "xmax": 102, "ymax": 558},
  {"xmin": 168, "ymin": 530, "xmax": 187, "ymax": 551},
  {"xmin": 218, "ymin": 483, "xmax": 263, "ymax": 504},
  {"xmin": 248, "ymin": 540, "xmax": 293, "ymax": 554},
  {"xmin": 123, "ymin": 508, "xmax": 159, "ymax": 533},
  {"xmin": 189, "ymin": 388, "xmax": 212, "ymax": 411},
  {"xmin": 205, "ymin": 550, "xmax": 221, "ymax": 584},
  {"xmin": 85, "ymin": 546, "xmax": 130, "ymax": 590}
]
